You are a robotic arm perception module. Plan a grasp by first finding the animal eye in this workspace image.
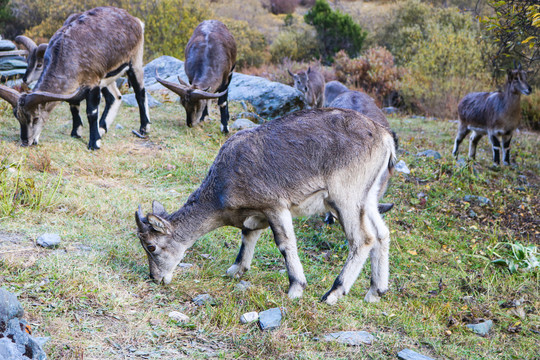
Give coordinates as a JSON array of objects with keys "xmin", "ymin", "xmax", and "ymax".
[
  {"xmin": 37, "ymin": 63, "xmax": 43, "ymax": 68},
  {"xmin": 147, "ymin": 245, "xmax": 156, "ymax": 252},
  {"xmin": 32, "ymin": 118, "xmax": 39, "ymax": 125}
]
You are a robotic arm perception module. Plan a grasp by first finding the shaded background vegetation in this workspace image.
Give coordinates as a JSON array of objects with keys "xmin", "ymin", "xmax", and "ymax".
[{"xmin": 0, "ymin": 0, "xmax": 538, "ymax": 124}]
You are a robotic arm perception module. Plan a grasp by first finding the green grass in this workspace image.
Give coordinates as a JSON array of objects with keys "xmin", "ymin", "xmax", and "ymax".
[{"xmin": 0, "ymin": 100, "xmax": 538, "ymax": 359}]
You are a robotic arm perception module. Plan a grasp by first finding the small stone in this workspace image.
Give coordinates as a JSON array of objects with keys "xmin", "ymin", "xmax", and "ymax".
[
  {"xmin": 115, "ymin": 124, "xmax": 124, "ymax": 129},
  {"xmin": 323, "ymin": 331, "xmax": 375, "ymax": 346},
  {"xmin": 466, "ymin": 320, "xmax": 493, "ymax": 336},
  {"xmin": 178, "ymin": 263, "xmax": 193, "ymax": 269},
  {"xmin": 240, "ymin": 311, "xmax": 259, "ymax": 324},
  {"xmin": 416, "ymin": 150, "xmax": 442, "ymax": 160},
  {"xmin": 456, "ymin": 158, "xmax": 467, "ymax": 167},
  {"xmin": 382, "ymin": 106, "xmax": 398, "ymax": 115},
  {"xmin": 199, "ymin": 253, "xmax": 214, "ymax": 260},
  {"xmin": 192, "ymin": 294, "xmax": 216, "ymax": 306},
  {"xmin": 394, "ymin": 160, "xmax": 411, "ymax": 174},
  {"xmin": 230, "ymin": 118, "xmax": 259, "ymax": 130},
  {"xmin": 259, "ymin": 307, "xmax": 285, "ymax": 331},
  {"xmin": 468, "ymin": 210, "xmax": 477, "ymax": 218},
  {"xmin": 235, "ymin": 280, "xmax": 252, "ymax": 291},
  {"xmin": 397, "ymin": 348, "xmax": 435, "ymax": 360},
  {"xmin": 168, "ymin": 311, "xmax": 189, "ymax": 322},
  {"xmin": 463, "ymin": 195, "xmax": 492, "ymax": 207},
  {"xmin": 36, "ymin": 233, "xmax": 61, "ymax": 248}
]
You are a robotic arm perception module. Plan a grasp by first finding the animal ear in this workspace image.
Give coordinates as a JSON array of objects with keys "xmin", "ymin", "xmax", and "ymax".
[
  {"xmin": 147, "ymin": 214, "xmax": 172, "ymax": 235},
  {"xmin": 36, "ymin": 43, "xmax": 48, "ymax": 59},
  {"xmin": 152, "ymin": 200, "xmax": 168, "ymax": 216}
]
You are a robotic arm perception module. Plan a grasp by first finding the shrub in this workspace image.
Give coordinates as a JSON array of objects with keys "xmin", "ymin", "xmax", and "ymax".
[
  {"xmin": 217, "ymin": 18, "xmax": 270, "ymax": 69},
  {"xmin": 334, "ymin": 47, "xmax": 403, "ymax": 106},
  {"xmin": 304, "ymin": 0, "xmax": 367, "ymax": 63},
  {"xmin": 143, "ymin": 0, "xmax": 211, "ymax": 60},
  {"xmin": 521, "ymin": 89, "xmax": 540, "ymax": 131},
  {"xmin": 269, "ymin": 22, "xmax": 319, "ymax": 63}
]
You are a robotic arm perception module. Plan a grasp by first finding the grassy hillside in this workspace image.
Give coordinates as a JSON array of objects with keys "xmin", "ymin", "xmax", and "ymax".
[{"xmin": 0, "ymin": 99, "xmax": 538, "ymax": 359}]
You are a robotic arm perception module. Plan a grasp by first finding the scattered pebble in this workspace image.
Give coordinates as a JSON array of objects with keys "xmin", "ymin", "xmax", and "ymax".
[
  {"xmin": 199, "ymin": 254, "xmax": 214, "ymax": 260},
  {"xmin": 115, "ymin": 124, "xmax": 124, "ymax": 129},
  {"xmin": 416, "ymin": 150, "xmax": 442, "ymax": 160},
  {"xmin": 259, "ymin": 307, "xmax": 285, "ymax": 331},
  {"xmin": 178, "ymin": 263, "xmax": 193, "ymax": 269},
  {"xmin": 230, "ymin": 118, "xmax": 259, "ymax": 130},
  {"xmin": 466, "ymin": 320, "xmax": 493, "ymax": 336},
  {"xmin": 192, "ymin": 294, "xmax": 216, "ymax": 306},
  {"xmin": 397, "ymin": 348, "xmax": 435, "ymax": 360},
  {"xmin": 240, "ymin": 311, "xmax": 259, "ymax": 324},
  {"xmin": 463, "ymin": 195, "xmax": 492, "ymax": 207},
  {"xmin": 394, "ymin": 160, "xmax": 411, "ymax": 174},
  {"xmin": 456, "ymin": 158, "xmax": 467, "ymax": 167},
  {"xmin": 36, "ymin": 233, "xmax": 61, "ymax": 248},
  {"xmin": 323, "ymin": 330, "xmax": 374, "ymax": 346},
  {"xmin": 168, "ymin": 311, "xmax": 189, "ymax": 323},
  {"xmin": 468, "ymin": 210, "xmax": 477, "ymax": 218},
  {"xmin": 235, "ymin": 280, "xmax": 252, "ymax": 291}
]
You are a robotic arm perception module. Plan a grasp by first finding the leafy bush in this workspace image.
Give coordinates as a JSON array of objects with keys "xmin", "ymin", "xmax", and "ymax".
[
  {"xmin": 304, "ymin": 0, "xmax": 367, "ymax": 63},
  {"xmin": 521, "ymin": 88, "xmax": 540, "ymax": 131},
  {"xmin": 143, "ymin": 0, "xmax": 211, "ymax": 60},
  {"xmin": 269, "ymin": 22, "xmax": 318, "ymax": 63},
  {"xmin": 217, "ymin": 18, "xmax": 270, "ymax": 69},
  {"xmin": 334, "ymin": 47, "xmax": 403, "ymax": 106}
]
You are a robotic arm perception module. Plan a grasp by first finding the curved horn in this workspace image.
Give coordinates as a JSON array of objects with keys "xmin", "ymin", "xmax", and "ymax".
[
  {"xmin": 135, "ymin": 205, "xmax": 148, "ymax": 231},
  {"xmin": 36, "ymin": 43, "xmax": 48, "ymax": 59},
  {"xmin": 288, "ymin": 69, "xmax": 294, "ymax": 77},
  {"xmin": 14, "ymin": 35, "xmax": 37, "ymax": 52},
  {"xmin": 0, "ymin": 84, "xmax": 21, "ymax": 107},
  {"xmin": 177, "ymin": 76, "xmax": 190, "ymax": 87},
  {"xmin": 190, "ymin": 88, "xmax": 227, "ymax": 101},
  {"xmin": 23, "ymin": 88, "xmax": 87, "ymax": 109},
  {"xmin": 155, "ymin": 70, "xmax": 189, "ymax": 97}
]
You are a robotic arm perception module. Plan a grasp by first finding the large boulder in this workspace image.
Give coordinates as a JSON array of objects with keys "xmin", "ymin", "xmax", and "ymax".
[{"xmin": 143, "ymin": 56, "xmax": 306, "ymax": 119}]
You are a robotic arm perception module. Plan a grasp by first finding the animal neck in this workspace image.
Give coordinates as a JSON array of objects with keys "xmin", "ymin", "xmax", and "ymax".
[
  {"xmin": 503, "ymin": 82, "xmax": 521, "ymax": 110},
  {"xmin": 168, "ymin": 191, "xmax": 224, "ymax": 248}
]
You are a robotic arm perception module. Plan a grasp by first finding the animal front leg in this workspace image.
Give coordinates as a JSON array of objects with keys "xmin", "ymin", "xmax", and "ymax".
[
  {"xmin": 489, "ymin": 133, "xmax": 502, "ymax": 165},
  {"xmin": 218, "ymin": 92, "xmax": 230, "ymax": 133},
  {"xmin": 70, "ymin": 103, "xmax": 83, "ymax": 138},
  {"xmin": 227, "ymin": 228, "xmax": 264, "ymax": 278},
  {"xmin": 502, "ymin": 133, "xmax": 513, "ymax": 166},
  {"xmin": 127, "ymin": 66, "xmax": 151, "ymax": 135},
  {"xmin": 267, "ymin": 209, "xmax": 307, "ymax": 299},
  {"xmin": 86, "ymin": 87, "xmax": 102, "ymax": 150},
  {"xmin": 452, "ymin": 123, "xmax": 470, "ymax": 158}
]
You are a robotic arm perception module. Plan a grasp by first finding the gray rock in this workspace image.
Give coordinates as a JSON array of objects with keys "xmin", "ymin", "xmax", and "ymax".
[
  {"xmin": 468, "ymin": 210, "xmax": 477, "ymax": 218},
  {"xmin": 323, "ymin": 331, "xmax": 374, "ymax": 346},
  {"xmin": 0, "ymin": 338, "xmax": 23, "ymax": 360},
  {"xmin": 382, "ymin": 106, "xmax": 398, "ymax": 115},
  {"xmin": 395, "ymin": 160, "xmax": 411, "ymax": 174},
  {"xmin": 397, "ymin": 348, "xmax": 435, "ymax": 360},
  {"xmin": 0, "ymin": 68, "xmax": 26, "ymax": 80},
  {"xmin": 228, "ymin": 72, "xmax": 306, "ymax": 119},
  {"xmin": 416, "ymin": 150, "xmax": 442, "ymax": 160},
  {"xmin": 115, "ymin": 124, "xmax": 124, "ymax": 130},
  {"xmin": 122, "ymin": 92, "xmax": 161, "ymax": 108},
  {"xmin": 466, "ymin": 320, "xmax": 493, "ymax": 336},
  {"xmin": 240, "ymin": 311, "xmax": 259, "ymax": 324},
  {"xmin": 259, "ymin": 307, "xmax": 285, "ymax": 331},
  {"xmin": 192, "ymin": 294, "xmax": 216, "ymax": 306},
  {"xmin": 463, "ymin": 195, "xmax": 492, "ymax": 206},
  {"xmin": 143, "ymin": 55, "xmax": 305, "ymax": 119},
  {"xmin": 168, "ymin": 311, "xmax": 189, "ymax": 322},
  {"xmin": 230, "ymin": 118, "xmax": 258, "ymax": 130},
  {"xmin": 37, "ymin": 233, "xmax": 61, "ymax": 248},
  {"xmin": 456, "ymin": 158, "xmax": 467, "ymax": 167},
  {"xmin": 324, "ymin": 81, "xmax": 348, "ymax": 107},
  {"xmin": 0, "ymin": 40, "xmax": 16, "ymax": 51},
  {"xmin": 0, "ymin": 288, "xmax": 24, "ymax": 322},
  {"xmin": 178, "ymin": 263, "xmax": 193, "ymax": 269},
  {"xmin": 0, "ymin": 59, "xmax": 28, "ymax": 70},
  {"xmin": 235, "ymin": 280, "xmax": 252, "ymax": 291}
]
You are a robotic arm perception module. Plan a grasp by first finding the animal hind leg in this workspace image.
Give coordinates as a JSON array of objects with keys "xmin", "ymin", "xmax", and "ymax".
[
  {"xmin": 266, "ymin": 209, "xmax": 307, "ymax": 299},
  {"xmin": 452, "ymin": 123, "xmax": 470, "ymax": 158},
  {"xmin": 126, "ymin": 64, "xmax": 151, "ymax": 135},
  {"xmin": 321, "ymin": 205, "xmax": 375, "ymax": 305},
  {"xmin": 217, "ymin": 71, "xmax": 233, "ymax": 133},
  {"xmin": 468, "ymin": 131, "xmax": 483, "ymax": 159},
  {"xmin": 364, "ymin": 210, "xmax": 390, "ymax": 303},
  {"xmin": 99, "ymin": 83, "xmax": 122, "ymax": 136},
  {"xmin": 226, "ymin": 228, "xmax": 264, "ymax": 278}
]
